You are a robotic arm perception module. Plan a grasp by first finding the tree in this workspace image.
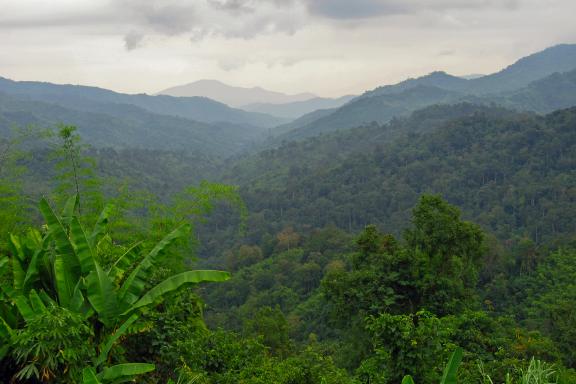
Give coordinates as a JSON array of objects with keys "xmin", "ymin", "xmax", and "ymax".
[
  {"xmin": 404, "ymin": 195, "xmax": 485, "ymax": 314},
  {"xmin": 52, "ymin": 125, "xmax": 103, "ymax": 218},
  {"xmin": 0, "ymin": 195, "xmax": 229, "ymax": 382}
]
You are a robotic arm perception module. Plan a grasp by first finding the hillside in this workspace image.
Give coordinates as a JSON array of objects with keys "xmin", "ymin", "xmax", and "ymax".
[
  {"xmin": 361, "ymin": 44, "xmax": 576, "ymax": 99},
  {"xmin": 502, "ymin": 68, "xmax": 576, "ymax": 113},
  {"xmin": 216, "ymin": 104, "xmax": 576, "ymax": 258},
  {"xmin": 0, "ymin": 91, "xmax": 266, "ymax": 156},
  {"xmin": 275, "ymin": 86, "xmax": 471, "ymax": 141},
  {"xmin": 271, "ymin": 46, "xmax": 576, "ymax": 142},
  {"xmin": 0, "ymin": 77, "xmax": 285, "ymax": 129}
]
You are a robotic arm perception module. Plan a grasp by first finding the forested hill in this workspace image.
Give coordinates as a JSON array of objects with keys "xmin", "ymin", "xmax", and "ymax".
[
  {"xmin": 0, "ymin": 77, "xmax": 284, "ymax": 128},
  {"xmin": 360, "ymin": 44, "xmax": 576, "ymax": 98},
  {"xmin": 0, "ymin": 91, "xmax": 267, "ymax": 155},
  {"xmin": 273, "ymin": 45, "xmax": 576, "ymax": 142},
  {"xmin": 215, "ymin": 103, "xmax": 576, "ymax": 259}
]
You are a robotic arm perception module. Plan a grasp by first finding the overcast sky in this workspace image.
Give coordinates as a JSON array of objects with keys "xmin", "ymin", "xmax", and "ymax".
[{"xmin": 1, "ymin": 0, "xmax": 575, "ymax": 97}]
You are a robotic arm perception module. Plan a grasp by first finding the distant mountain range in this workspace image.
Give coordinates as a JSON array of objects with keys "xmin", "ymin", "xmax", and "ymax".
[
  {"xmin": 0, "ymin": 77, "xmax": 289, "ymax": 156},
  {"xmin": 157, "ymin": 79, "xmax": 316, "ymax": 108},
  {"xmin": 0, "ymin": 77, "xmax": 284, "ymax": 128},
  {"xmin": 273, "ymin": 44, "xmax": 576, "ymax": 142},
  {"xmin": 1, "ymin": 43, "xmax": 576, "ymax": 158}
]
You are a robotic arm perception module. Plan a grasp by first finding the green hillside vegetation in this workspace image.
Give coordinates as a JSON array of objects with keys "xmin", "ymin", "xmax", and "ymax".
[
  {"xmin": 0, "ymin": 92, "xmax": 266, "ymax": 155},
  {"xmin": 0, "ymin": 77, "xmax": 284, "ymax": 128},
  {"xmin": 219, "ymin": 104, "xmax": 575, "ymax": 257},
  {"xmin": 503, "ymin": 69, "xmax": 576, "ymax": 112},
  {"xmin": 1, "ymin": 44, "xmax": 576, "ymax": 384}
]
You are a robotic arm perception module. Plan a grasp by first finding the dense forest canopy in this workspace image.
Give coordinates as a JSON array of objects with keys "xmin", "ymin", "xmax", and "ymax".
[{"xmin": 1, "ymin": 44, "xmax": 576, "ymax": 383}]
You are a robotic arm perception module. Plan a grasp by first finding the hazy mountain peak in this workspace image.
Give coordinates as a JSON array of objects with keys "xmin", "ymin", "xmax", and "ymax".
[{"xmin": 157, "ymin": 79, "xmax": 317, "ymax": 107}]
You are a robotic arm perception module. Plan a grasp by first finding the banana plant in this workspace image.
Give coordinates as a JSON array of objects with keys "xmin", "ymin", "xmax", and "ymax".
[
  {"xmin": 0, "ymin": 195, "xmax": 230, "ymax": 381},
  {"xmin": 401, "ymin": 347, "xmax": 463, "ymax": 384}
]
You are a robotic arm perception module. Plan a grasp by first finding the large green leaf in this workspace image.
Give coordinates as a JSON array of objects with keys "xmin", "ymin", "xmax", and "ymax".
[
  {"xmin": 60, "ymin": 194, "xmax": 79, "ymax": 225},
  {"xmin": 70, "ymin": 216, "xmax": 98, "ymax": 275},
  {"xmin": 0, "ymin": 257, "xmax": 8, "ymax": 277},
  {"xmin": 107, "ymin": 241, "xmax": 142, "ymax": 280},
  {"xmin": 440, "ymin": 347, "xmax": 463, "ymax": 384},
  {"xmin": 54, "ymin": 253, "xmax": 77, "ymax": 308},
  {"xmin": 89, "ymin": 203, "xmax": 114, "ymax": 248},
  {"xmin": 39, "ymin": 198, "xmax": 76, "ymax": 259},
  {"xmin": 8, "ymin": 233, "xmax": 24, "ymax": 262},
  {"xmin": 70, "ymin": 279, "xmax": 92, "ymax": 316},
  {"xmin": 22, "ymin": 232, "xmax": 49, "ymax": 293},
  {"xmin": 118, "ymin": 224, "xmax": 190, "ymax": 307},
  {"xmin": 127, "ymin": 270, "xmax": 230, "ymax": 314},
  {"xmin": 27, "ymin": 289, "xmax": 47, "ymax": 314},
  {"xmin": 85, "ymin": 263, "xmax": 118, "ymax": 326},
  {"xmin": 402, "ymin": 376, "xmax": 416, "ymax": 384},
  {"xmin": 82, "ymin": 367, "xmax": 102, "ymax": 384},
  {"xmin": 9, "ymin": 235, "xmax": 25, "ymax": 293},
  {"xmin": 12, "ymin": 295, "xmax": 35, "ymax": 323},
  {"xmin": 40, "ymin": 198, "xmax": 81, "ymax": 300},
  {"xmin": 0, "ymin": 315, "xmax": 13, "ymax": 340},
  {"xmin": 98, "ymin": 363, "xmax": 155, "ymax": 382},
  {"xmin": 95, "ymin": 314, "xmax": 139, "ymax": 368}
]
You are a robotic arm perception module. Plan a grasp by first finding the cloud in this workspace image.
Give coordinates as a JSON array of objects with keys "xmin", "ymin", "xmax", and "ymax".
[
  {"xmin": 119, "ymin": 1, "xmax": 198, "ymax": 36},
  {"xmin": 304, "ymin": 0, "xmax": 525, "ymax": 20},
  {"xmin": 207, "ymin": 0, "xmax": 255, "ymax": 13},
  {"xmin": 124, "ymin": 31, "xmax": 144, "ymax": 50},
  {"xmin": 306, "ymin": 0, "xmax": 409, "ymax": 19},
  {"xmin": 113, "ymin": 0, "xmax": 305, "ymax": 50}
]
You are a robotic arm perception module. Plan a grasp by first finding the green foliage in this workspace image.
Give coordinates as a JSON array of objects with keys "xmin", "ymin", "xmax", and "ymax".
[
  {"xmin": 363, "ymin": 311, "xmax": 453, "ymax": 384},
  {"xmin": 52, "ymin": 124, "xmax": 103, "ymax": 218},
  {"xmin": 400, "ymin": 347, "xmax": 463, "ymax": 384},
  {"xmin": 222, "ymin": 105, "xmax": 576, "ymax": 252},
  {"xmin": 0, "ymin": 127, "xmax": 35, "ymax": 247},
  {"xmin": 520, "ymin": 358, "xmax": 558, "ymax": 384},
  {"xmin": 0, "ymin": 195, "xmax": 229, "ymax": 382},
  {"xmin": 11, "ymin": 305, "xmax": 94, "ymax": 383},
  {"xmin": 243, "ymin": 306, "xmax": 292, "ymax": 357},
  {"xmin": 521, "ymin": 249, "xmax": 576, "ymax": 368}
]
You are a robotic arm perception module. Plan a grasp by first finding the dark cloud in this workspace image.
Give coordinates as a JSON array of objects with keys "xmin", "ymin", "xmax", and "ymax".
[
  {"xmin": 208, "ymin": 0, "xmax": 255, "ymax": 13},
  {"xmin": 120, "ymin": 1, "xmax": 197, "ymax": 36},
  {"xmin": 305, "ymin": 0, "xmax": 525, "ymax": 20},
  {"xmin": 306, "ymin": 0, "xmax": 409, "ymax": 19},
  {"xmin": 124, "ymin": 31, "xmax": 144, "ymax": 50},
  {"xmin": 117, "ymin": 0, "xmax": 303, "ymax": 49}
]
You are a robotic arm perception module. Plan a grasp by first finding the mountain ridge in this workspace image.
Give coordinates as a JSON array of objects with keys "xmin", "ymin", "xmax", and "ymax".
[{"xmin": 158, "ymin": 79, "xmax": 317, "ymax": 108}]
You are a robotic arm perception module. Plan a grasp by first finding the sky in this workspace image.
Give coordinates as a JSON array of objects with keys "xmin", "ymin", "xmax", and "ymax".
[{"xmin": 0, "ymin": 0, "xmax": 575, "ymax": 97}]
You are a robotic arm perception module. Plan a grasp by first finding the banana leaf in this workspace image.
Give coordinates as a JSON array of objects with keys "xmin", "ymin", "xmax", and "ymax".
[
  {"xmin": 118, "ymin": 224, "xmax": 190, "ymax": 308},
  {"xmin": 127, "ymin": 270, "xmax": 230, "ymax": 314},
  {"xmin": 98, "ymin": 363, "xmax": 155, "ymax": 381},
  {"xmin": 440, "ymin": 347, "xmax": 463, "ymax": 384}
]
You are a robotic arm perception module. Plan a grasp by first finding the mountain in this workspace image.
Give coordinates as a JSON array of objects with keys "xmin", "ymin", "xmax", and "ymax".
[
  {"xmin": 0, "ymin": 91, "xmax": 267, "ymax": 156},
  {"xmin": 0, "ymin": 77, "xmax": 285, "ymax": 129},
  {"xmin": 501, "ymin": 68, "xmax": 576, "ymax": 113},
  {"xmin": 241, "ymin": 95, "xmax": 356, "ymax": 119},
  {"xmin": 358, "ymin": 71, "xmax": 470, "ymax": 99},
  {"xmin": 469, "ymin": 43, "xmax": 576, "ymax": 94},
  {"xmin": 157, "ymin": 79, "xmax": 316, "ymax": 108},
  {"xmin": 274, "ymin": 85, "xmax": 471, "ymax": 141},
  {"xmin": 361, "ymin": 44, "xmax": 576, "ymax": 99},
  {"xmin": 273, "ymin": 44, "xmax": 576, "ymax": 141}
]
